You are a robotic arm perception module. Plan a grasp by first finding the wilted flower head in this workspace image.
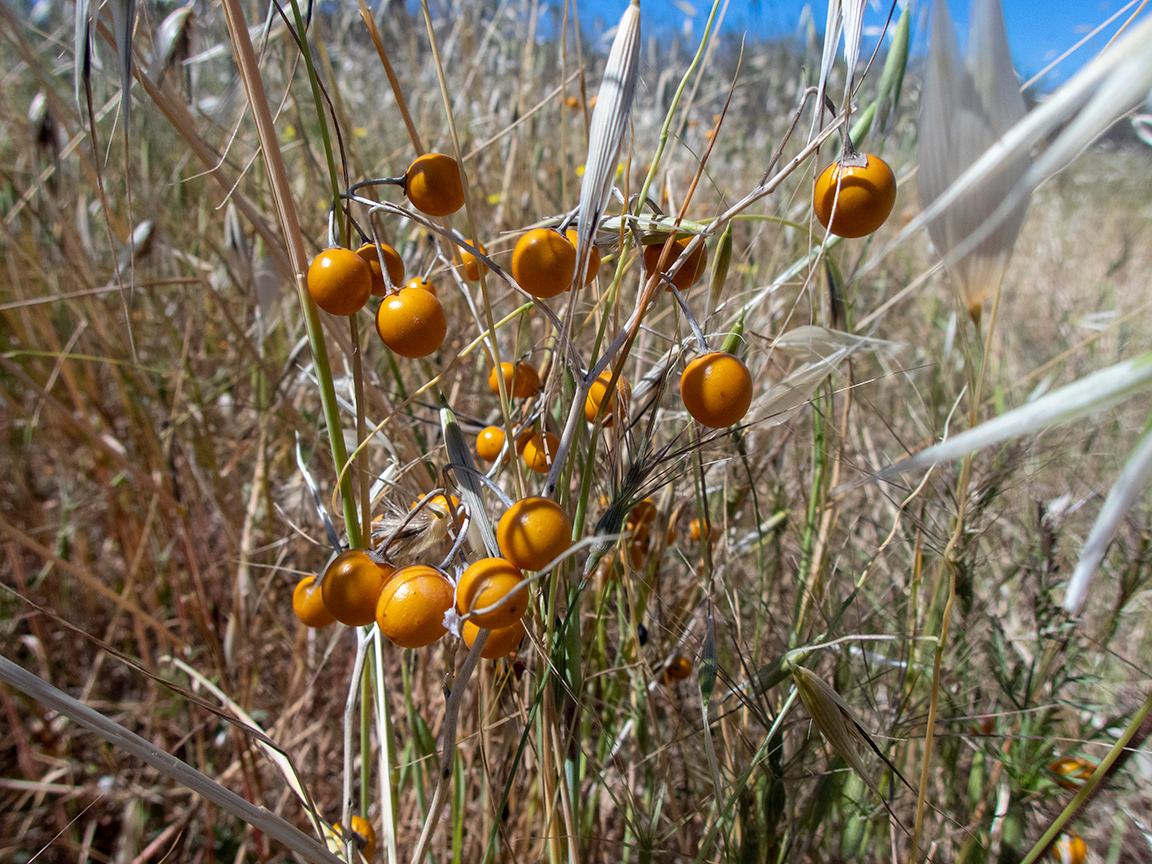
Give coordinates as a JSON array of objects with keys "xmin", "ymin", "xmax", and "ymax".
[{"xmin": 918, "ymin": 0, "xmax": 1030, "ymax": 323}]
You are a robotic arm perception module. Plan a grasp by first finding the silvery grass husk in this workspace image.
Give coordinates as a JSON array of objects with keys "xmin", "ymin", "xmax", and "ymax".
[
  {"xmin": 918, "ymin": 0, "xmax": 1030, "ymax": 324},
  {"xmin": 544, "ymin": 1, "xmax": 641, "ymax": 498},
  {"xmin": 572, "ymin": 0, "xmax": 640, "ymax": 292}
]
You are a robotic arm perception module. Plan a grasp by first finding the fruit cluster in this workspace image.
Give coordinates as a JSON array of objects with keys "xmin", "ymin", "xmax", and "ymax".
[
  {"xmin": 292, "ymin": 495, "xmax": 572, "ymax": 660},
  {"xmin": 292, "ymin": 144, "xmax": 897, "ymax": 656}
]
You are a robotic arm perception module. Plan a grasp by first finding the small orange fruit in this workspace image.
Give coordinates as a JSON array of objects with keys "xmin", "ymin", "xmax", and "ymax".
[
  {"xmin": 497, "ymin": 497, "xmax": 572, "ymax": 571},
  {"xmin": 643, "ymin": 236, "xmax": 707, "ymax": 292},
  {"xmin": 566, "ymin": 229, "xmax": 600, "ymax": 286},
  {"xmin": 307, "ymin": 248, "xmax": 372, "ymax": 316},
  {"xmin": 292, "ymin": 576, "xmax": 336, "ymax": 628},
  {"xmin": 1049, "ymin": 834, "xmax": 1087, "ymax": 864},
  {"xmin": 375, "ymin": 287, "xmax": 447, "ymax": 358},
  {"xmin": 663, "ymin": 655, "xmax": 693, "ymax": 682},
  {"xmin": 476, "ymin": 426, "xmax": 506, "ymax": 463},
  {"xmin": 690, "ymin": 518, "xmax": 712, "ymax": 542},
  {"xmin": 812, "ymin": 153, "xmax": 897, "ymax": 238},
  {"xmin": 628, "ymin": 499, "xmax": 658, "ymax": 529},
  {"xmin": 456, "ymin": 557, "xmax": 528, "ymax": 629},
  {"xmin": 460, "ymin": 239, "xmax": 487, "ymax": 281},
  {"xmin": 680, "ymin": 352, "xmax": 753, "ymax": 428},
  {"xmin": 585, "ymin": 369, "xmax": 631, "ymax": 426},
  {"xmin": 1048, "ymin": 757, "xmax": 1095, "ymax": 790},
  {"xmin": 321, "ymin": 550, "xmax": 394, "ymax": 627},
  {"xmin": 511, "ymin": 228, "xmax": 576, "ymax": 298},
  {"xmin": 375, "ymin": 565, "xmax": 454, "ymax": 648},
  {"xmin": 356, "ymin": 242, "xmax": 404, "ymax": 297},
  {"xmin": 521, "ymin": 431, "xmax": 560, "ymax": 474},
  {"xmin": 462, "ymin": 618, "xmax": 526, "ymax": 659},
  {"xmin": 488, "ymin": 361, "xmax": 540, "ymax": 399},
  {"xmin": 334, "ymin": 815, "xmax": 377, "ymax": 861},
  {"xmin": 404, "ymin": 153, "xmax": 465, "ymax": 217},
  {"xmin": 411, "ymin": 494, "xmax": 460, "ymax": 522},
  {"xmin": 406, "ymin": 275, "xmax": 437, "ymax": 296}
]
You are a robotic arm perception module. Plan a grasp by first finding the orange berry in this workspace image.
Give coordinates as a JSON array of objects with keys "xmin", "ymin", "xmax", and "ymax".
[
  {"xmin": 521, "ymin": 431, "xmax": 560, "ymax": 474},
  {"xmin": 406, "ymin": 276, "xmax": 437, "ymax": 296},
  {"xmin": 321, "ymin": 550, "xmax": 394, "ymax": 627},
  {"xmin": 375, "ymin": 287, "xmax": 447, "ymax": 358},
  {"xmin": 375, "ymin": 565, "xmax": 454, "ymax": 648},
  {"xmin": 585, "ymin": 369, "xmax": 631, "ymax": 426},
  {"xmin": 411, "ymin": 494, "xmax": 460, "ymax": 522},
  {"xmin": 456, "ymin": 557, "xmax": 528, "ymax": 630},
  {"xmin": 356, "ymin": 242, "xmax": 404, "ymax": 297},
  {"xmin": 812, "ymin": 153, "xmax": 897, "ymax": 238},
  {"xmin": 628, "ymin": 498, "xmax": 658, "ymax": 529},
  {"xmin": 476, "ymin": 426, "xmax": 506, "ymax": 463},
  {"xmin": 565, "ymin": 229, "xmax": 600, "ymax": 286},
  {"xmin": 462, "ymin": 618, "xmax": 526, "ymax": 659},
  {"xmin": 511, "ymin": 228, "xmax": 576, "ymax": 298},
  {"xmin": 680, "ymin": 352, "xmax": 753, "ymax": 428},
  {"xmin": 334, "ymin": 815, "xmax": 377, "ymax": 861},
  {"xmin": 488, "ymin": 361, "xmax": 540, "ymax": 399},
  {"xmin": 292, "ymin": 575, "xmax": 336, "ymax": 628},
  {"xmin": 460, "ymin": 239, "xmax": 487, "ymax": 281},
  {"xmin": 307, "ymin": 248, "xmax": 372, "ymax": 316},
  {"xmin": 1048, "ymin": 757, "xmax": 1096, "ymax": 790},
  {"xmin": 405, "ymin": 153, "xmax": 464, "ymax": 217},
  {"xmin": 663, "ymin": 655, "xmax": 693, "ymax": 681},
  {"xmin": 690, "ymin": 518, "xmax": 712, "ymax": 543},
  {"xmin": 643, "ymin": 236, "xmax": 707, "ymax": 292},
  {"xmin": 497, "ymin": 497, "xmax": 572, "ymax": 572}
]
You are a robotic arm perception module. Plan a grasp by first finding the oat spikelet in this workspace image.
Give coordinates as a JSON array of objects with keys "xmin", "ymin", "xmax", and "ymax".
[
  {"xmin": 572, "ymin": 1, "xmax": 641, "ymax": 290},
  {"xmin": 918, "ymin": 0, "xmax": 1030, "ymax": 323},
  {"xmin": 792, "ymin": 664, "xmax": 910, "ymax": 832}
]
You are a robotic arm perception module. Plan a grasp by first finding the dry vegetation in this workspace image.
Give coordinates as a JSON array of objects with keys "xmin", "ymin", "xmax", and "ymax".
[{"xmin": 2, "ymin": 2, "xmax": 1151, "ymax": 863}]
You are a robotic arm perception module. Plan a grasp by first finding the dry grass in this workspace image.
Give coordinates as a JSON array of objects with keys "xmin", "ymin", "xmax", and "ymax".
[{"xmin": 2, "ymin": 3, "xmax": 1151, "ymax": 864}]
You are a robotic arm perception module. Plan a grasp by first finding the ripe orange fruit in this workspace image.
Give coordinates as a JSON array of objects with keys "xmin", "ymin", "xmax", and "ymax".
[
  {"xmin": 334, "ymin": 815, "xmax": 377, "ymax": 861},
  {"xmin": 375, "ymin": 287, "xmax": 447, "ymax": 358},
  {"xmin": 1049, "ymin": 834, "xmax": 1087, "ymax": 864},
  {"xmin": 812, "ymin": 153, "xmax": 897, "ymax": 238},
  {"xmin": 663, "ymin": 655, "xmax": 693, "ymax": 681},
  {"xmin": 356, "ymin": 242, "xmax": 404, "ymax": 297},
  {"xmin": 690, "ymin": 517, "xmax": 712, "ymax": 542},
  {"xmin": 511, "ymin": 228, "xmax": 576, "ymax": 298},
  {"xmin": 521, "ymin": 431, "xmax": 560, "ymax": 474},
  {"xmin": 475, "ymin": 426, "xmax": 506, "ymax": 463},
  {"xmin": 292, "ymin": 575, "xmax": 336, "ymax": 628},
  {"xmin": 565, "ymin": 229, "xmax": 600, "ymax": 286},
  {"xmin": 460, "ymin": 239, "xmax": 487, "ymax": 281},
  {"xmin": 404, "ymin": 153, "xmax": 464, "ymax": 217},
  {"xmin": 680, "ymin": 352, "xmax": 753, "ymax": 428},
  {"xmin": 375, "ymin": 565, "xmax": 454, "ymax": 648},
  {"xmin": 307, "ymin": 248, "xmax": 372, "ymax": 316},
  {"xmin": 321, "ymin": 550, "xmax": 394, "ymax": 627},
  {"xmin": 584, "ymin": 369, "xmax": 630, "ymax": 426},
  {"xmin": 462, "ymin": 618, "xmax": 526, "ymax": 659},
  {"xmin": 497, "ymin": 497, "xmax": 572, "ymax": 571},
  {"xmin": 488, "ymin": 361, "xmax": 540, "ymax": 399},
  {"xmin": 456, "ymin": 557, "xmax": 528, "ymax": 630},
  {"xmin": 628, "ymin": 499, "xmax": 658, "ymax": 529},
  {"xmin": 406, "ymin": 276, "xmax": 437, "ymax": 296},
  {"xmin": 411, "ymin": 494, "xmax": 460, "ymax": 523},
  {"xmin": 643, "ymin": 236, "xmax": 707, "ymax": 292},
  {"xmin": 1048, "ymin": 757, "xmax": 1095, "ymax": 790}
]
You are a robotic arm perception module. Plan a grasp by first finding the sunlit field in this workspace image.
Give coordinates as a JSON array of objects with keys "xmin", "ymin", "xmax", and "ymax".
[{"xmin": 2, "ymin": 2, "xmax": 1151, "ymax": 863}]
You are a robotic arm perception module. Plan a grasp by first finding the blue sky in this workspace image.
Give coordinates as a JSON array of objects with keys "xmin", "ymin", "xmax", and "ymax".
[{"xmin": 564, "ymin": 0, "xmax": 1149, "ymax": 90}]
